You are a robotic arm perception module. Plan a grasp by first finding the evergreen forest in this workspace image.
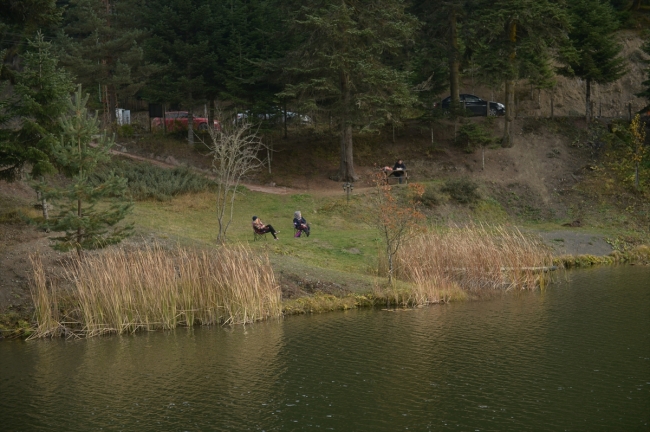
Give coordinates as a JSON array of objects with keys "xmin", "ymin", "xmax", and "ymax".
[{"xmin": 1, "ymin": 0, "xmax": 649, "ymax": 182}]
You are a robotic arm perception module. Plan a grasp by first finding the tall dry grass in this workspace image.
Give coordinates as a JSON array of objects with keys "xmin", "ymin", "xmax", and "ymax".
[
  {"xmin": 397, "ymin": 225, "xmax": 555, "ymax": 296},
  {"xmin": 29, "ymin": 255, "xmax": 63, "ymax": 338},
  {"xmin": 29, "ymin": 244, "xmax": 281, "ymax": 338}
]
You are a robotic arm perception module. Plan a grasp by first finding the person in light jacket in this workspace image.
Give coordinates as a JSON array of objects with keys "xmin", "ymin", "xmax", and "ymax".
[{"xmin": 293, "ymin": 211, "xmax": 310, "ymax": 237}]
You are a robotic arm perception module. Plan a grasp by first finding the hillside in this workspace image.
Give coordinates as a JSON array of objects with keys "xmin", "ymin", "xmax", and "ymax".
[{"xmin": 1, "ymin": 32, "xmax": 649, "ymax": 335}]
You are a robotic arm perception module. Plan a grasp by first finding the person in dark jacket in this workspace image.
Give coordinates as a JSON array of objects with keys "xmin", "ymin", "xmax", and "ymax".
[
  {"xmin": 252, "ymin": 216, "xmax": 278, "ymax": 240},
  {"xmin": 393, "ymin": 159, "xmax": 406, "ymax": 184},
  {"xmin": 293, "ymin": 211, "xmax": 310, "ymax": 237}
]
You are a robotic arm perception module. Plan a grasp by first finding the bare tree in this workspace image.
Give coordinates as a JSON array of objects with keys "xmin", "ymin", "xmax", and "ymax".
[
  {"xmin": 366, "ymin": 173, "xmax": 425, "ymax": 284},
  {"xmin": 206, "ymin": 120, "xmax": 266, "ymax": 243}
]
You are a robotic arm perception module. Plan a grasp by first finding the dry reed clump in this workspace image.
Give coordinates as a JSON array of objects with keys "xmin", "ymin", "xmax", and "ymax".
[
  {"xmin": 397, "ymin": 225, "xmax": 555, "ymax": 294},
  {"xmin": 28, "ymin": 244, "xmax": 281, "ymax": 338}
]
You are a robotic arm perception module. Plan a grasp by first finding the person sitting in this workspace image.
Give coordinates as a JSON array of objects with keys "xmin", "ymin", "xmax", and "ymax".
[
  {"xmin": 252, "ymin": 216, "xmax": 278, "ymax": 240},
  {"xmin": 293, "ymin": 211, "xmax": 310, "ymax": 237},
  {"xmin": 392, "ymin": 159, "xmax": 406, "ymax": 184}
]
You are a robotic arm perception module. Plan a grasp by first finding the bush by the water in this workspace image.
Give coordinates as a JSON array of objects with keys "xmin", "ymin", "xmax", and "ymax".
[
  {"xmin": 29, "ymin": 244, "xmax": 281, "ymax": 338},
  {"xmin": 92, "ymin": 159, "xmax": 215, "ymax": 201},
  {"xmin": 441, "ymin": 179, "xmax": 480, "ymax": 204}
]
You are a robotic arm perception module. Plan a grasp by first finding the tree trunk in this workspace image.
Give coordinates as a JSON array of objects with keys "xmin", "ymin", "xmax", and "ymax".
[
  {"xmin": 107, "ymin": 84, "xmax": 117, "ymax": 125},
  {"xmin": 164, "ymin": 103, "xmax": 169, "ymax": 134},
  {"xmin": 344, "ymin": 124, "xmax": 356, "ymax": 180},
  {"xmin": 339, "ymin": 116, "xmax": 346, "ymax": 177},
  {"xmin": 208, "ymin": 99, "xmax": 215, "ymax": 130},
  {"xmin": 503, "ymin": 79, "xmax": 515, "ymax": 147},
  {"xmin": 550, "ymin": 93, "xmax": 554, "ymax": 118},
  {"xmin": 635, "ymin": 162, "xmax": 639, "ymax": 190},
  {"xmin": 387, "ymin": 248, "xmax": 393, "ymax": 284},
  {"xmin": 188, "ymin": 107, "xmax": 194, "ymax": 145},
  {"xmin": 338, "ymin": 71, "xmax": 358, "ymax": 181},
  {"xmin": 502, "ymin": 19, "xmax": 517, "ymax": 148},
  {"xmin": 283, "ymin": 101, "xmax": 288, "ymax": 139},
  {"xmin": 39, "ymin": 176, "xmax": 49, "ymax": 229},
  {"xmin": 449, "ymin": 10, "xmax": 460, "ymax": 108},
  {"xmin": 585, "ymin": 78, "xmax": 592, "ymax": 123}
]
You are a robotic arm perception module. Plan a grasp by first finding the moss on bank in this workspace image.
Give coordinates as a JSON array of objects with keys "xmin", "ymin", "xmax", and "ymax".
[
  {"xmin": 555, "ymin": 245, "xmax": 650, "ymax": 268},
  {"xmin": 0, "ymin": 310, "xmax": 33, "ymax": 339}
]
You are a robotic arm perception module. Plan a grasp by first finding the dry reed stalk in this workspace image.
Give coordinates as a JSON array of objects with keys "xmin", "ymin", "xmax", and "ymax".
[
  {"xmin": 28, "ymin": 244, "xmax": 281, "ymax": 338},
  {"xmin": 27, "ymin": 255, "xmax": 63, "ymax": 339},
  {"xmin": 398, "ymin": 225, "xmax": 554, "ymax": 295}
]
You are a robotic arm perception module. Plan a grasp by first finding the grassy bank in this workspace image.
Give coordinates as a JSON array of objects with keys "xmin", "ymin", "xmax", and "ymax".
[
  {"xmin": 554, "ymin": 245, "xmax": 650, "ymax": 268},
  {"xmin": 10, "ymin": 174, "xmax": 649, "ymax": 338},
  {"xmin": 28, "ymin": 222, "xmax": 559, "ymax": 337}
]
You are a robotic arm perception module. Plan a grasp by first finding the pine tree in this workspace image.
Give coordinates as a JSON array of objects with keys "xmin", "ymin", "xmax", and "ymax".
[
  {"xmin": 216, "ymin": 0, "xmax": 288, "ymax": 111},
  {"xmin": 559, "ymin": 0, "xmax": 626, "ymax": 122},
  {"xmin": 0, "ymin": 33, "xmax": 73, "ymax": 181},
  {"xmin": 411, "ymin": 0, "xmax": 473, "ymax": 110},
  {"xmin": 0, "ymin": 0, "xmax": 61, "ymax": 73},
  {"xmin": 36, "ymin": 86, "xmax": 133, "ymax": 256},
  {"xmin": 279, "ymin": 0, "xmax": 419, "ymax": 181},
  {"xmin": 56, "ymin": 0, "xmax": 153, "ymax": 126},
  {"xmin": 472, "ymin": 0, "xmax": 570, "ymax": 147},
  {"xmin": 142, "ymin": 0, "xmax": 220, "ymax": 144}
]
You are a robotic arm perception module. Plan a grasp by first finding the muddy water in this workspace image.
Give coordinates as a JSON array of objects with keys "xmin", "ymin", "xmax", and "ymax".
[{"xmin": 1, "ymin": 266, "xmax": 648, "ymax": 431}]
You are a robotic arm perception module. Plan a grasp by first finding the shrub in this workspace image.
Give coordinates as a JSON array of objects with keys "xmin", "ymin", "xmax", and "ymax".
[
  {"xmin": 117, "ymin": 124, "xmax": 135, "ymax": 138},
  {"xmin": 419, "ymin": 185, "xmax": 440, "ymax": 207},
  {"xmin": 92, "ymin": 159, "xmax": 215, "ymax": 201},
  {"xmin": 441, "ymin": 179, "xmax": 480, "ymax": 204},
  {"xmin": 457, "ymin": 122, "xmax": 496, "ymax": 153}
]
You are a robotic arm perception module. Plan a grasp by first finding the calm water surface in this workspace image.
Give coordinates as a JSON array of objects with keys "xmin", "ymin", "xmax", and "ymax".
[{"xmin": 1, "ymin": 266, "xmax": 649, "ymax": 431}]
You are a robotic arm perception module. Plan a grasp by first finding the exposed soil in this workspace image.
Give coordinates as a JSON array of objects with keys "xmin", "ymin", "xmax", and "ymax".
[
  {"xmin": 536, "ymin": 230, "xmax": 613, "ymax": 256},
  {"xmin": 278, "ymin": 271, "xmax": 352, "ymax": 299}
]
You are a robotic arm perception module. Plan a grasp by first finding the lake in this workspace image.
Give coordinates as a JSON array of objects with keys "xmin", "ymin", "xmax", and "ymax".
[{"xmin": 1, "ymin": 266, "xmax": 648, "ymax": 431}]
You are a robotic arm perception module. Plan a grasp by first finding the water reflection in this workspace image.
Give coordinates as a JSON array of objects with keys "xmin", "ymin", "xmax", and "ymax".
[{"xmin": 1, "ymin": 266, "xmax": 648, "ymax": 431}]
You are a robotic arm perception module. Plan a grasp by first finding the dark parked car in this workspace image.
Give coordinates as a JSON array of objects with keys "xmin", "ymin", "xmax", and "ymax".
[{"xmin": 435, "ymin": 94, "xmax": 505, "ymax": 117}]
